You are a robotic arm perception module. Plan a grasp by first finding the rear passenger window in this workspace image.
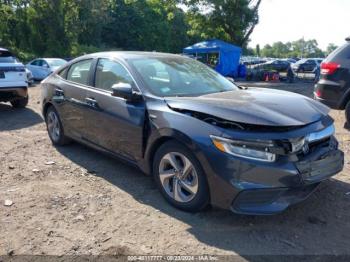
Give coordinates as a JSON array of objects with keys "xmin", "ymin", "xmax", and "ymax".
[
  {"xmin": 95, "ymin": 59, "xmax": 133, "ymax": 91},
  {"xmin": 67, "ymin": 60, "xmax": 92, "ymax": 85},
  {"xmin": 326, "ymin": 43, "xmax": 350, "ymax": 61},
  {"xmin": 31, "ymin": 60, "xmax": 40, "ymax": 66}
]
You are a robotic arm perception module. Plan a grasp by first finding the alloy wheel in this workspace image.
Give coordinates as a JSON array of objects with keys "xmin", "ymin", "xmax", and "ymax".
[
  {"xmin": 158, "ymin": 152, "xmax": 199, "ymax": 203},
  {"xmin": 47, "ymin": 111, "xmax": 61, "ymax": 142}
]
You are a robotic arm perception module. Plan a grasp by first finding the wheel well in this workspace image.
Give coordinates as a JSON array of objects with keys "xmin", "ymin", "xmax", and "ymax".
[
  {"xmin": 147, "ymin": 136, "xmax": 194, "ymax": 175},
  {"xmin": 42, "ymin": 102, "xmax": 53, "ymax": 119},
  {"xmin": 147, "ymin": 137, "xmax": 173, "ymax": 173},
  {"xmin": 340, "ymin": 92, "xmax": 350, "ymax": 109}
]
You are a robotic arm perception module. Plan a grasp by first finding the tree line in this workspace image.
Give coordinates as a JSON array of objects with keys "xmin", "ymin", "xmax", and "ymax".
[
  {"xmin": 0, "ymin": 0, "xmax": 261, "ymax": 61},
  {"xmin": 247, "ymin": 39, "xmax": 338, "ymax": 58}
]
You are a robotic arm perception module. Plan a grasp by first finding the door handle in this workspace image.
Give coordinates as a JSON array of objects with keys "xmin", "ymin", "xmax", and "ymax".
[
  {"xmin": 85, "ymin": 97, "xmax": 99, "ymax": 108},
  {"xmin": 53, "ymin": 88, "xmax": 65, "ymax": 103},
  {"xmin": 54, "ymin": 88, "xmax": 64, "ymax": 96}
]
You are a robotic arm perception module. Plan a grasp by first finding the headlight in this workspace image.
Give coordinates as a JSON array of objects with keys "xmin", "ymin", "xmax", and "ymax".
[{"xmin": 210, "ymin": 135, "xmax": 276, "ymax": 162}]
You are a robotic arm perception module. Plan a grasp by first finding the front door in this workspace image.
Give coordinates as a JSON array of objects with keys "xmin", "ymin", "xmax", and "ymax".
[
  {"xmin": 83, "ymin": 58, "xmax": 145, "ymax": 161},
  {"xmin": 55, "ymin": 59, "xmax": 93, "ymax": 140}
]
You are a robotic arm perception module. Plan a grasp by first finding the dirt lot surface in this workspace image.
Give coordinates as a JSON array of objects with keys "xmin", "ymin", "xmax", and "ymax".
[{"xmin": 1, "ymin": 82, "xmax": 350, "ymax": 257}]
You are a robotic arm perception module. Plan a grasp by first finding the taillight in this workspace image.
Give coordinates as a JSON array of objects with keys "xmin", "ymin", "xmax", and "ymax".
[
  {"xmin": 315, "ymin": 89, "xmax": 322, "ymax": 97},
  {"xmin": 321, "ymin": 62, "xmax": 340, "ymax": 75}
]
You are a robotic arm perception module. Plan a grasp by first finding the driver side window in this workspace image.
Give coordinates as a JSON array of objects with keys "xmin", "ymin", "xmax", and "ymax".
[
  {"xmin": 95, "ymin": 59, "xmax": 133, "ymax": 91},
  {"xmin": 31, "ymin": 60, "xmax": 40, "ymax": 66}
]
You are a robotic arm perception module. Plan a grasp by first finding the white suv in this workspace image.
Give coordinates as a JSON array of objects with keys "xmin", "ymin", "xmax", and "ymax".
[{"xmin": 0, "ymin": 48, "xmax": 28, "ymax": 108}]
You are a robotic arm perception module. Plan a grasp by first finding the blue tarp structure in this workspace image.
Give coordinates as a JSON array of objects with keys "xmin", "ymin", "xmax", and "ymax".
[{"xmin": 183, "ymin": 39, "xmax": 242, "ymax": 77}]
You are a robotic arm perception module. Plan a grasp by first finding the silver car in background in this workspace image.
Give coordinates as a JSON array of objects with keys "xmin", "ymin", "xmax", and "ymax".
[{"xmin": 26, "ymin": 58, "xmax": 67, "ymax": 80}]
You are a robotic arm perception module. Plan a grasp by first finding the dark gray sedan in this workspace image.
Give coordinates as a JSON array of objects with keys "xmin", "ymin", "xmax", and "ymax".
[{"xmin": 41, "ymin": 52, "xmax": 344, "ymax": 215}]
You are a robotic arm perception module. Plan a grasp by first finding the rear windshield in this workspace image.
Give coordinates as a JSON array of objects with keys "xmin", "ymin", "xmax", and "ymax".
[
  {"xmin": 325, "ymin": 43, "xmax": 350, "ymax": 62},
  {"xmin": 0, "ymin": 51, "xmax": 17, "ymax": 63}
]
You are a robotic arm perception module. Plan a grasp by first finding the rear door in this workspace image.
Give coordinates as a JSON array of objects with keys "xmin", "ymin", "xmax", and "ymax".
[
  {"xmin": 83, "ymin": 58, "xmax": 146, "ymax": 161},
  {"xmin": 305, "ymin": 59, "xmax": 317, "ymax": 72},
  {"xmin": 41, "ymin": 60, "xmax": 52, "ymax": 79},
  {"xmin": 27, "ymin": 59, "xmax": 42, "ymax": 79},
  {"xmin": 55, "ymin": 59, "xmax": 93, "ymax": 140},
  {"xmin": 36, "ymin": 60, "xmax": 50, "ymax": 79}
]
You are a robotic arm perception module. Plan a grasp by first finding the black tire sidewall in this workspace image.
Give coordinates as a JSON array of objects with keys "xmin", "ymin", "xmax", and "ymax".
[
  {"xmin": 153, "ymin": 141, "xmax": 210, "ymax": 212},
  {"xmin": 346, "ymin": 101, "xmax": 350, "ymax": 124},
  {"xmin": 11, "ymin": 96, "xmax": 28, "ymax": 108}
]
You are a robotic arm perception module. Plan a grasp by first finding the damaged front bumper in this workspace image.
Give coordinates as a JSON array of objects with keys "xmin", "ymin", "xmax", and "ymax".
[
  {"xmin": 197, "ymin": 124, "xmax": 344, "ymax": 215},
  {"xmin": 231, "ymin": 146, "xmax": 344, "ymax": 215}
]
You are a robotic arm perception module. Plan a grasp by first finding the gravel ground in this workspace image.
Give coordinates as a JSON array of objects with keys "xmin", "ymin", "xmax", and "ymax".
[{"xmin": 0, "ymin": 82, "xmax": 349, "ymax": 257}]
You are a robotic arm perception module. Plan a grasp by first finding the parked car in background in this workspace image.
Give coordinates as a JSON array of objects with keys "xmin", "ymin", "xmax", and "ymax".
[
  {"xmin": 26, "ymin": 58, "xmax": 67, "ymax": 80},
  {"xmin": 255, "ymin": 59, "xmax": 291, "ymax": 72},
  {"xmin": 315, "ymin": 37, "xmax": 350, "ymax": 123},
  {"xmin": 0, "ymin": 48, "xmax": 29, "ymax": 108},
  {"xmin": 284, "ymin": 58, "xmax": 297, "ymax": 64},
  {"xmin": 41, "ymin": 51, "xmax": 344, "ymax": 215},
  {"xmin": 292, "ymin": 58, "xmax": 322, "ymax": 73}
]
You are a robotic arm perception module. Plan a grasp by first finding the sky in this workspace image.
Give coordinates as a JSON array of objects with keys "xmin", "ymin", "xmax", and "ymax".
[{"xmin": 249, "ymin": 0, "xmax": 350, "ymax": 50}]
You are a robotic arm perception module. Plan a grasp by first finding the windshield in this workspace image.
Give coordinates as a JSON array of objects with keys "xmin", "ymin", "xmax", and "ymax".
[
  {"xmin": 47, "ymin": 59, "xmax": 66, "ymax": 67},
  {"xmin": 0, "ymin": 51, "xmax": 17, "ymax": 63},
  {"xmin": 128, "ymin": 56, "xmax": 238, "ymax": 97}
]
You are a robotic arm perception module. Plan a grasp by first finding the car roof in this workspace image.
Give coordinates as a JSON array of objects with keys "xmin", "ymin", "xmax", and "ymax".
[
  {"xmin": 33, "ymin": 58, "xmax": 65, "ymax": 60},
  {"xmin": 77, "ymin": 51, "xmax": 184, "ymax": 61}
]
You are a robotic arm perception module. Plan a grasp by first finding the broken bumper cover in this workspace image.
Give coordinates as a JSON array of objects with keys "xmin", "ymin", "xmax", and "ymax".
[{"xmin": 230, "ymin": 149, "xmax": 344, "ymax": 215}]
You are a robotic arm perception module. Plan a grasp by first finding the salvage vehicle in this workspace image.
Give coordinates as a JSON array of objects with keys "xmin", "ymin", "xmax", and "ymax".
[
  {"xmin": 315, "ymin": 37, "xmax": 350, "ymax": 123},
  {"xmin": 0, "ymin": 48, "xmax": 29, "ymax": 108},
  {"xmin": 41, "ymin": 52, "xmax": 344, "ymax": 215},
  {"xmin": 26, "ymin": 58, "xmax": 67, "ymax": 80}
]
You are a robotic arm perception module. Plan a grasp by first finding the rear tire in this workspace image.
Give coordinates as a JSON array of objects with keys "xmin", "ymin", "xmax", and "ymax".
[
  {"xmin": 11, "ymin": 96, "xmax": 28, "ymax": 108},
  {"xmin": 153, "ymin": 141, "xmax": 210, "ymax": 212},
  {"xmin": 45, "ymin": 106, "xmax": 70, "ymax": 146},
  {"xmin": 345, "ymin": 101, "xmax": 350, "ymax": 124}
]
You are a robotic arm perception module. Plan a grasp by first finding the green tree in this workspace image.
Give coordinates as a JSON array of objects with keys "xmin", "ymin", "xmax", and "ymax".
[
  {"xmin": 326, "ymin": 43, "xmax": 338, "ymax": 55},
  {"xmin": 0, "ymin": 0, "xmax": 259, "ymax": 58},
  {"xmin": 259, "ymin": 39, "xmax": 325, "ymax": 58},
  {"xmin": 184, "ymin": 0, "xmax": 262, "ymax": 46},
  {"xmin": 102, "ymin": 0, "xmax": 188, "ymax": 53}
]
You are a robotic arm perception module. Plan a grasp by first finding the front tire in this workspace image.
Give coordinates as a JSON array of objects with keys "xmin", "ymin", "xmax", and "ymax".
[
  {"xmin": 11, "ymin": 96, "xmax": 28, "ymax": 108},
  {"xmin": 45, "ymin": 106, "xmax": 70, "ymax": 146},
  {"xmin": 153, "ymin": 141, "xmax": 209, "ymax": 212},
  {"xmin": 345, "ymin": 101, "xmax": 350, "ymax": 124}
]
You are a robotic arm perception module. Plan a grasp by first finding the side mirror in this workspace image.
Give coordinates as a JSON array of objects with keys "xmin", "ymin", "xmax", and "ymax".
[{"xmin": 111, "ymin": 83, "xmax": 136, "ymax": 101}]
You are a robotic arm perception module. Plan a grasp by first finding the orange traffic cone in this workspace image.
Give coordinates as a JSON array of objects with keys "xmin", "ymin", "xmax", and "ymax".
[{"xmin": 265, "ymin": 73, "xmax": 269, "ymax": 82}]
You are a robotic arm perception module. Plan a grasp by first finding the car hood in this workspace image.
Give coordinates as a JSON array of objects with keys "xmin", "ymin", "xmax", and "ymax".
[{"xmin": 165, "ymin": 88, "xmax": 330, "ymax": 127}]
